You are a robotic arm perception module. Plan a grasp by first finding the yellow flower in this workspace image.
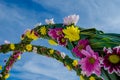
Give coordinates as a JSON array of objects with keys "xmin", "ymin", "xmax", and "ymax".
[
  {"xmin": 0, "ymin": 65, "xmax": 2, "ymax": 70},
  {"xmin": 17, "ymin": 55, "xmax": 21, "ymax": 60},
  {"xmin": 21, "ymin": 37, "xmax": 24, "ymax": 40},
  {"xmin": 80, "ymin": 75, "xmax": 85, "ymax": 80},
  {"xmin": 66, "ymin": 65, "xmax": 72, "ymax": 71},
  {"xmin": 26, "ymin": 44, "xmax": 32, "ymax": 51},
  {"xmin": 48, "ymin": 39, "xmax": 58, "ymax": 45},
  {"xmin": 49, "ymin": 49, "xmax": 54, "ymax": 54},
  {"xmin": 89, "ymin": 76, "xmax": 95, "ymax": 80},
  {"xmin": 63, "ymin": 25, "xmax": 80, "ymax": 41},
  {"xmin": 25, "ymin": 29, "xmax": 38, "ymax": 40},
  {"xmin": 72, "ymin": 60, "xmax": 78, "ymax": 66},
  {"xmin": 30, "ymin": 31, "xmax": 38, "ymax": 40},
  {"xmin": 25, "ymin": 29, "xmax": 31, "ymax": 38},
  {"xmin": 40, "ymin": 26, "xmax": 47, "ymax": 35},
  {"xmin": 10, "ymin": 44, "xmax": 15, "ymax": 50},
  {"xmin": 4, "ymin": 73, "xmax": 10, "ymax": 79}
]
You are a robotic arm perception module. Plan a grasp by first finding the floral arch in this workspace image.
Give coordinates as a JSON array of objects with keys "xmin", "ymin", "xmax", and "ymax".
[{"xmin": 0, "ymin": 14, "xmax": 120, "ymax": 80}]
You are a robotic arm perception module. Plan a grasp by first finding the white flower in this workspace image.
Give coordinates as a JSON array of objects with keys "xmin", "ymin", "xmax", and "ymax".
[
  {"xmin": 45, "ymin": 18, "xmax": 54, "ymax": 24},
  {"xmin": 61, "ymin": 52, "xmax": 66, "ymax": 59},
  {"xmin": 34, "ymin": 23, "xmax": 42, "ymax": 27},
  {"xmin": 81, "ymin": 71, "xmax": 86, "ymax": 76},
  {"xmin": 33, "ymin": 47, "xmax": 37, "ymax": 53},
  {"xmin": 0, "ymin": 74, "xmax": 2, "ymax": 77},
  {"xmin": 4, "ymin": 40, "xmax": 10, "ymax": 44},
  {"xmin": 63, "ymin": 14, "xmax": 79, "ymax": 25}
]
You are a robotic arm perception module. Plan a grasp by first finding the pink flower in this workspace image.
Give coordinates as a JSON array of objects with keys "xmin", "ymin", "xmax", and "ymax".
[
  {"xmin": 63, "ymin": 14, "xmax": 79, "ymax": 25},
  {"xmin": 45, "ymin": 18, "xmax": 54, "ymax": 24},
  {"xmin": 48, "ymin": 28, "xmax": 64, "ymax": 39},
  {"xmin": 103, "ymin": 46, "xmax": 120, "ymax": 75},
  {"xmin": 72, "ymin": 39, "xmax": 89, "ymax": 58},
  {"xmin": 6, "ymin": 66, "xmax": 10, "ymax": 71},
  {"xmin": 79, "ymin": 45, "xmax": 101, "ymax": 77}
]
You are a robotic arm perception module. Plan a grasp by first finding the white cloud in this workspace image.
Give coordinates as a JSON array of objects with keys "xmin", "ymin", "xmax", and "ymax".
[{"xmin": 22, "ymin": 55, "xmax": 79, "ymax": 80}]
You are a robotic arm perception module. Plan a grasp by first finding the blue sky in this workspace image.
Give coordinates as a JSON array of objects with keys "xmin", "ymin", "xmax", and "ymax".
[{"xmin": 0, "ymin": 0, "xmax": 120, "ymax": 80}]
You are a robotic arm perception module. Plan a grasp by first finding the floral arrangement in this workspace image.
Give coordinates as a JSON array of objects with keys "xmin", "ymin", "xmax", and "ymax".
[{"xmin": 0, "ymin": 14, "xmax": 120, "ymax": 80}]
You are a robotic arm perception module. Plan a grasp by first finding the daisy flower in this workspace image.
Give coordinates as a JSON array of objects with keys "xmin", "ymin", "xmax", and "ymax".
[
  {"xmin": 79, "ymin": 45, "xmax": 101, "ymax": 76},
  {"xmin": 72, "ymin": 39, "xmax": 89, "ymax": 58},
  {"xmin": 48, "ymin": 28, "xmax": 63, "ymax": 39},
  {"xmin": 63, "ymin": 25, "xmax": 80, "ymax": 42},
  {"xmin": 103, "ymin": 46, "xmax": 120, "ymax": 75}
]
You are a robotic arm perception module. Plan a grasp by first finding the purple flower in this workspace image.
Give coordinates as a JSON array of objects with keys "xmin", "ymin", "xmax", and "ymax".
[
  {"xmin": 63, "ymin": 14, "xmax": 79, "ymax": 25},
  {"xmin": 48, "ymin": 28, "xmax": 64, "ymax": 39},
  {"xmin": 79, "ymin": 45, "xmax": 101, "ymax": 77},
  {"xmin": 103, "ymin": 46, "xmax": 120, "ymax": 75},
  {"xmin": 72, "ymin": 39, "xmax": 89, "ymax": 58},
  {"xmin": 57, "ymin": 37, "xmax": 67, "ymax": 46}
]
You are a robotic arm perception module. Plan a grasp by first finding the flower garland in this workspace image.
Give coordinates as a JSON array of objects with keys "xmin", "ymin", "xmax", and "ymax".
[{"xmin": 0, "ymin": 14, "xmax": 120, "ymax": 80}]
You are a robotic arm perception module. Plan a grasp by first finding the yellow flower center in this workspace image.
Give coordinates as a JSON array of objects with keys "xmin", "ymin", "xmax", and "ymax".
[
  {"xmin": 89, "ymin": 57, "xmax": 95, "ymax": 64},
  {"xmin": 61, "ymin": 38, "xmax": 65, "ymax": 42},
  {"xmin": 108, "ymin": 54, "xmax": 120, "ymax": 64},
  {"xmin": 78, "ymin": 45, "xmax": 84, "ymax": 50},
  {"xmin": 57, "ymin": 31, "xmax": 62, "ymax": 35}
]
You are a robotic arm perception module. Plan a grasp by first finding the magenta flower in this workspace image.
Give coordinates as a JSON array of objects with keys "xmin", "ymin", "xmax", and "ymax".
[
  {"xmin": 48, "ymin": 28, "xmax": 64, "ymax": 39},
  {"xmin": 79, "ymin": 45, "xmax": 101, "ymax": 77},
  {"xmin": 103, "ymin": 46, "xmax": 120, "ymax": 75},
  {"xmin": 6, "ymin": 66, "xmax": 10, "ymax": 71},
  {"xmin": 72, "ymin": 39, "xmax": 89, "ymax": 58},
  {"xmin": 57, "ymin": 37, "xmax": 67, "ymax": 46}
]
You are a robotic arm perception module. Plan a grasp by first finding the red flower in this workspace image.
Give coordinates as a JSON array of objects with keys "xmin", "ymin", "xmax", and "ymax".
[{"xmin": 103, "ymin": 46, "xmax": 120, "ymax": 75}]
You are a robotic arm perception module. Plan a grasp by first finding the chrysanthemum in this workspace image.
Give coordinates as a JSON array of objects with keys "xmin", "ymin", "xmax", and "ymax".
[
  {"xmin": 79, "ymin": 45, "xmax": 101, "ymax": 77},
  {"xmin": 63, "ymin": 25, "xmax": 80, "ymax": 42},
  {"xmin": 103, "ymin": 46, "xmax": 120, "ymax": 75},
  {"xmin": 40, "ymin": 26, "xmax": 47, "ymax": 35},
  {"xmin": 25, "ymin": 29, "xmax": 39, "ymax": 40},
  {"xmin": 48, "ymin": 28, "xmax": 64, "ymax": 39},
  {"xmin": 72, "ymin": 39, "xmax": 89, "ymax": 58},
  {"xmin": 57, "ymin": 37, "xmax": 67, "ymax": 46}
]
